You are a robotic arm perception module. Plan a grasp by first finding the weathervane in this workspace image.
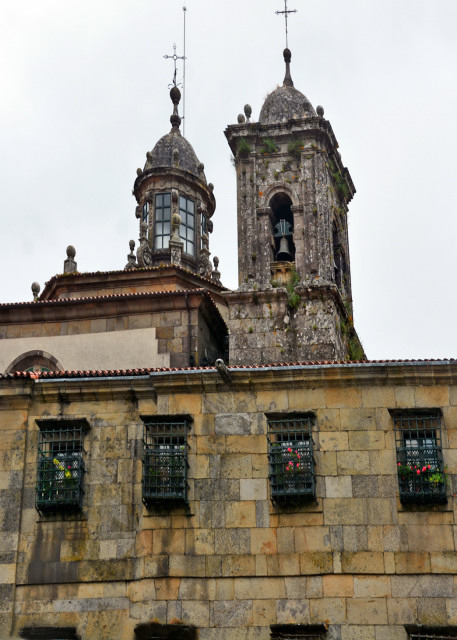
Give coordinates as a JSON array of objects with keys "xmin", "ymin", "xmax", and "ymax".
[
  {"xmin": 276, "ymin": 0, "xmax": 297, "ymax": 49},
  {"xmin": 163, "ymin": 43, "xmax": 185, "ymax": 89}
]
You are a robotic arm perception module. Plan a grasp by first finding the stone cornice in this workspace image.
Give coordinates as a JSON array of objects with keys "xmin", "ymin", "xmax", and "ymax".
[{"xmin": 2, "ymin": 361, "xmax": 456, "ymax": 402}]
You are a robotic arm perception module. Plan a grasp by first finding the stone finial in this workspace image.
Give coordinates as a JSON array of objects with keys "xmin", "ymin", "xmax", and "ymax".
[
  {"xmin": 283, "ymin": 48, "xmax": 294, "ymax": 87},
  {"xmin": 237, "ymin": 114, "xmax": 245, "ymax": 124},
  {"xmin": 198, "ymin": 162, "xmax": 205, "ymax": 173},
  {"xmin": 64, "ymin": 245, "xmax": 77, "ymax": 273},
  {"xmin": 317, "ymin": 105, "xmax": 325, "ymax": 117},
  {"xmin": 135, "ymin": 205, "xmax": 141, "ymax": 219},
  {"xmin": 136, "ymin": 168, "xmax": 142, "ymax": 176},
  {"xmin": 244, "ymin": 104, "xmax": 252, "ymax": 123},
  {"xmin": 31, "ymin": 282, "xmax": 40, "ymax": 301},
  {"xmin": 208, "ymin": 183, "xmax": 214, "ymax": 192},
  {"xmin": 146, "ymin": 151, "xmax": 152, "ymax": 160},
  {"xmin": 170, "ymin": 86, "xmax": 182, "ymax": 130},
  {"xmin": 207, "ymin": 219, "xmax": 213, "ymax": 234},
  {"xmin": 125, "ymin": 240, "xmax": 137, "ymax": 270},
  {"xmin": 172, "ymin": 148, "xmax": 179, "ymax": 166},
  {"xmin": 211, "ymin": 256, "xmax": 221, "ymax": 284}
]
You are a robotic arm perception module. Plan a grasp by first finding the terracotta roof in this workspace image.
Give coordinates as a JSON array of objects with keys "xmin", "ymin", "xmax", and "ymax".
[
  {"xmin": 0, "ymin": 287, "xmax": 219, "ymax": 309},
  {"xmin": 39, "ymin": 264, "xmax": 226, "ymax": 300},
  {"xmin": 1, "ymin": 359, "xmax": 455, "ymax": 380}
]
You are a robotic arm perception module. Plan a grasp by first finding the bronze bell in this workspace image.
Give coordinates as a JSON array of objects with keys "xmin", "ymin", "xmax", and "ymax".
[{"xmin": 277, "ymin": 235, "xmax": 292, "ymax": 261}]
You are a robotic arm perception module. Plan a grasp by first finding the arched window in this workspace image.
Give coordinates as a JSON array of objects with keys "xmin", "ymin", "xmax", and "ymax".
[
  {"xmin": 5, "ymin": 351, "xmax": 62, "ymax": 374},
  {"xmin": 270, "ymin": 193, "xmax": 295, "ymax": 262}
]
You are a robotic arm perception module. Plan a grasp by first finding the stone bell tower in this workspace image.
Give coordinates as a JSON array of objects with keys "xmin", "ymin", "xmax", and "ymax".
[{"xmin": 224, "ymin": 49, "xmax": 364, "ymax": 365}]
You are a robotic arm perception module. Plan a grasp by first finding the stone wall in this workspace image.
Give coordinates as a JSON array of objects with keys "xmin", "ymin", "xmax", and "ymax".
[
  {"xmin": 225, "ymin": 286, "xmax": 349, "ymax": 364},
  {"xmin": 1, "ymin": 363, "xmax": 456, "ymax": 639}
]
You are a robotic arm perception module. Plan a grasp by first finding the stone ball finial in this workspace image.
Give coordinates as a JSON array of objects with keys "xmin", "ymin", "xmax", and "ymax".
[
  {"xmin": 170, "ymin": 85, "xmax": 181, "ymax": 106},
  {"xmin": 136, "ymin": 168, "xmax": 142, "ymax": 176},
  {"xmin": 208, "ymin": 183, "xmax": 214, "ymax": 192},
  {"xmin": 237, "ymin": 114, "xmax": 245, "ymax": 124},
  {"xmin": 316, "ymin": 105, "xmax": 325, "ymax": 117},
  {"xmin": 66, "ymin": 245, "xmax": 76, "ymax": 259},
  {"xmin": 283, "ymin": 48, "xmax": 291, "ymax": 63},
  {"xmin": 244, "ymin": 104, "xmax": 252, "ymax": 119},
  {"xmin": 213, "ymin": 256, "xmax": 219, "ymax": 268},
  {"xmin": 198, "ymin": 162, "xmax": 205, "ymax": 173},
  {"xmin": 31, "ymin": 282, "xmax": 40, "ymax": 300},
  {"xmin": 129, "ymin": 239, "xmax": 135, "ymax": 251}
]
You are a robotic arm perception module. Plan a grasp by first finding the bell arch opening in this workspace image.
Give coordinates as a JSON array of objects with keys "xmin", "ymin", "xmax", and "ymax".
[{"xmin": 270, "ymin": 192, "xmax": 295, "ymax": 262}]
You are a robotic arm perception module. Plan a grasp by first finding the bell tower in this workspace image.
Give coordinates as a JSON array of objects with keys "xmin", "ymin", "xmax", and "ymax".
[{"xmin": 224, "ymin": 49, "xmax": 364, "ymax": 364}]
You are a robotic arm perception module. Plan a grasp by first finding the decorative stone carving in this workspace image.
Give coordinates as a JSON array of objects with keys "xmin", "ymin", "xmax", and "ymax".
[
  {"xmin": 137, "ymin": 223, "xmax": 152, "ymax": 268},
  {"xmin": 124, "ymin": 240, "xmax": 137, "ymax": 270},
  {"xmin": 171, "ymin": 212, "xmax": 181, "ymax": 243},
  {"xmin": 64, "ymin": 246, "xmax": 77, "ymax": 273}
]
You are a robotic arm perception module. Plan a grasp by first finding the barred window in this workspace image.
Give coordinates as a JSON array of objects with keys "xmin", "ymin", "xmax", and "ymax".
[
  {"xmin": 135, "ymin": 623, "xmax": 196, "ymax": 640},
  {"xmin": 392, "ymin": 410, "xmax": 447, "ymax": 505},
  {"xmin": 267, "ymin": 414, "xmax": 315, "ymax": 503},
  {"xmin": 411, "ymin": 635, "xmax": 457, "ymax": 639},
  {"xmin": 271, "ymin": 624, "xmax": 327, "ymax": 640},
  {"xmin": 154, "ymin": 193, "xmax": 171, "ymax": 250},
  {"xmin": 179, "ymin": 195, "xmax": 195, "ymax": 256},
  {"xmin": 35, "ymin": 419, "xmax": 89, "ymax": 515},
  {"xmin": 19, "ymin": 627, "xmax": 79, "ymax": 639},
  {"xmin": 141, "ymin": 416, "xmax": 191, "ymax": 505},
  {"xmin": 408, "ymin": 630, "xmax": 457, "ymax": 639}
]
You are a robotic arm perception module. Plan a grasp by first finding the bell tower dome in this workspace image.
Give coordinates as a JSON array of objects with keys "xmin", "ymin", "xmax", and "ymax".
[
  {"xmin": 132, "ymin": 86, "xmax": 216, "ymax": 279},
  {"xmin": 224, "ymin": 49, "xmax": 364, "ymax": 364}
]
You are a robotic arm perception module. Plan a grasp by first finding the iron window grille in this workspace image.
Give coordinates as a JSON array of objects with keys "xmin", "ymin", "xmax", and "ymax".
[
  {"xmin": 268, "ymin": 414, "xmax": 315, "ymax": 503},
  {"xmin": 179, "ymin": 195, "xmax": 195, "ymax": 256},
  {"xmin": 271, "ymin": 624, "xmax": 327, "ymax": 640},
  {"xmin": 154, "ymin": 193, "xmax": 171, "ymax": 250},
  {"xmin": 135, "ymin": 623, "xmax": 196, "ymax": 640},
  {"xmin": 411, "ymin": 636, "xmax": 457, "ymax": 639},
  {"xmin": 35, "ymin": 419, "xmax": 89, "ymax": 515},
  {"xmin": 392, "ymin": 410, "xmax": 447, "ymax": 505},
  {"xmin": 20, "ymin": 628, "xmax": 79, "ymax": 640},
  {"xmin": 141, "ymin": 416, "xmax": 191, "ymax": 505}
]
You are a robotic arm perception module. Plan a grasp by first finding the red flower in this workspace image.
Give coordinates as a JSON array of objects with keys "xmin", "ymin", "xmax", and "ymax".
[{"xmin": 416, "ymin": 469, "xmax": 421, "ymax": 475}]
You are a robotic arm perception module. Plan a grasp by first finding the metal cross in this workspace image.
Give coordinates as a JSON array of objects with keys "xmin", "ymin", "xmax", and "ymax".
[
  {"xmin": 163, "ymin": 43, "xmax": 186, "ymax": 88},
  {"xmin": 276, "ymin": 0, "xmax": 297, "ymax": 49}
]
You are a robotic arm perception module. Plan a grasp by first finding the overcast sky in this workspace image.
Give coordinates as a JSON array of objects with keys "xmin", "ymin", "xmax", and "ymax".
[{"xmin": 1, "ymin": 0, "xmax": 456, "ymax": 361}]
